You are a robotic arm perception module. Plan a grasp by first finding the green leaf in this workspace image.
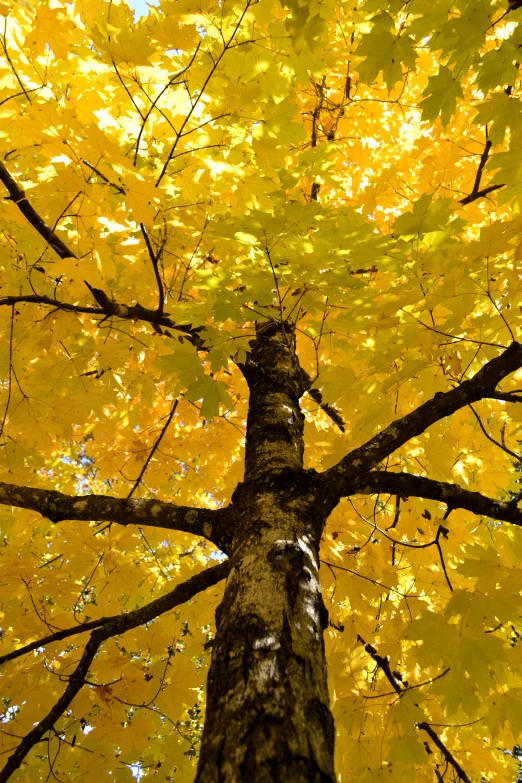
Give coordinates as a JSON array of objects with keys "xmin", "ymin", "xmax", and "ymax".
[
  {"xmin": 419, "ymin": 65, "xmax": 463, "ymax": 126},
  {"xmin": 185, "ymin": 377, "xmax": 234, "ymax": 419},
  {"xmin": 393, "ymin": 194, "xmax": 454, "ymax": 237},
  {"xmin": 356, "ymin": 14, "xmax": 416, "ymax": 91}
]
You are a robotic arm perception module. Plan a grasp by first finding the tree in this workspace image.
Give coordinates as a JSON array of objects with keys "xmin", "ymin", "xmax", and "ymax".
[{"xmin": 1, "ymin": 0, "xmax": 522, "ymax": 779}]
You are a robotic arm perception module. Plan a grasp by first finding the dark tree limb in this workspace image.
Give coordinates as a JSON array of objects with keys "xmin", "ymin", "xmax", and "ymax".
[
  {"xmin": 127, "ymin": 399, "xmax": 179, "ymax": 499},
  {"xmin": 358, "ymin": 635, "xmax": 403, "ymax": 694},
  {"xmin": 418, "ymin": 722, "xmax": 471, "ymax": 783},
  {"xmin": 0, "ymin": 616, "xmax": 111, "ymax": 666},
  {"xmin": 488, "ymin": 390, "xmax": 522, "ymax": 403},
  {"xmin": 458, "ymin": 139, "xmax": 504, "ymax": 205},
  {"xmin": 0, "ymin": 561, "xmax": 230, "ymax": 782},
  {"xmin": 458, "ymin": 183, "xmax": 504, "ymax": 205},
  {"xmin": 0, "ymin": 481, "xmax": 225, "ymax": 541},
  {"xmin": 324, "ymin": 341, "xmax": 522, "ymax": 492},
  {"xmin": 301, "ymin": 368, "xmax": 346, "ymax": 432},
  {"xmin": 139, "ymin": 222, "xmax": 165, "ymax": 317},
  {"xmin": 0, "ymin": 293, "xmax": 206, "ymax": 346},
  {"xmin": 0, "ymin": 559, "xmax": 230, "ymax": 666},
  {"xmin": 351, "ymin": 471, "xmax": 522, "ymax": 527},
  {"xmin": 0, "ymin": 160, "xmax": 77, "ymax": 259}
]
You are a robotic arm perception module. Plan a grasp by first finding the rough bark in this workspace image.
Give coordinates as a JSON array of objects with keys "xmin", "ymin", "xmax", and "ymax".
[
  {"xmin": 196, "ymin": 322, "xmax": 335, "ymax": 783},
  {"xmin": 0, "ymin": 481, "xmax": 223, "ymax": 540}
]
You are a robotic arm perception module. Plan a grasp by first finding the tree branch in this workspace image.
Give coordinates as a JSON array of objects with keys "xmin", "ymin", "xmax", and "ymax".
[
  {"xmin": 488, "ymin": 391, "xmax": 522, "ymax": 404},
  {"xmin": 140, "ymin": 222, "xmax": 165, "ymax": 317},
  {"xmin": 128, "ymin": 398, "xmax": 179, "ymax": 497},
  {"xmin": 0, "ymin": 561, "xmax": 230, "ymax": 782},
  {"xmin": 0, "ymin": 481, "xmax": 224, "ymax": 541},
  {"xmin": 418, "ymin": 722, "xmax": 471, "ymax": 783},
  {"xmin": 351, "ymin": 471, "xmax": 522, "ymax": 528},
  {"xmin": 458, "ymin": 139, "xmax": 504, "ymax": 205},
  {"xmin": 323, "ymin": 341, "xmax": 522, "ymax": 493},
  {"xmin": 300, "ymin": 368, "xmax": 346, "ymax": 432},
  {"xmin": 458, "ymin": 183, "xmax": 504, "ymax": 205},
  {"xmin": 81, "ymin": 159, "xmax": 126, "ymax": 194},
  {"xmin": 0, "ymin": 293, "xmax": 206, "ymax": 346},
  {"xmin": 0, "ymin": 160, "xmax": 77, "ymax": 259},
  {"xmin": 358, "ymin": 635, "xmax": 403, "ymax": 694}
]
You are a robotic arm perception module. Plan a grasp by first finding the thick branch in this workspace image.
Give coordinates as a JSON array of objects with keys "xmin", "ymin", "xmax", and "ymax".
[
  {"xmin": 488, "ymin": 391, "xmax": 522, "ymax": 404},
  {"xmin": 0, "ymin": 481, "xmax": 223, "ymax": 541},
  {"xmin": 0, "ymin": 561, "xmax": 230, "ymax": 782},
  {"xmin": 0, "ymin": 161, "xmax": 77, "ymax": 259},
  {"xmin": 0, "ymin": 293, "xmax": 205, "ymax": 346},
  {"xmin": 324, "ymin": 341, "xmax": 522, "ymax": 492},
  {"xmin": 352, "ymin": 471, "xmax": 522, "ymax": 527}
]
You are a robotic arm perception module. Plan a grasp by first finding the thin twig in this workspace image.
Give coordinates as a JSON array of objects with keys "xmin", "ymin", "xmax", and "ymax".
[
  {"xmin": 127, "ymin": 399, "xmax": 179, "ymax": 498},
  {"xmin": 0, "ymin": 306, "xmax": 14, "ymax": 437},
  {"xmin": 358, "ymin": 635, "xmax": 403, "ymax": 694},
  {"xmin": 320, "ymin": 559, "xmax": 419, "ymax": 599},
  {"xmin": 140, "ymin": 222, "xmax": 165, "ymax": 317},
  {"xmin": 468, "ymin": 402, "xmax": 522, "ymax": 464},
  {"xmin": 82, "ymin": 160, "xmax": 126, "ymax": 194},
  {"xmin": 133, "ymin": 45, "xmax": 201, "ymax": 164},
  {"xmin": 1, "ymin": 19, "xmax": 32, "ymax": 103},
  {"xmin": 458, "ymin": 138, "xmax": 504, "ymax": 205},
  {"xmin": 156, "ymin": 0, "xmax": 253, "ymax": 186}
]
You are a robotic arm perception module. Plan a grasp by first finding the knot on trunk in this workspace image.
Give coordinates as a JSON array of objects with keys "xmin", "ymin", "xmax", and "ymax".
[{"xmin": 267, "ymin": 540, "xmax": 307, "ymax": 574}]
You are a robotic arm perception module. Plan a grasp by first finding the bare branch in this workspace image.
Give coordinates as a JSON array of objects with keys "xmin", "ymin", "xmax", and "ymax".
[
  {"xmin": 140, "ymin": 222, "xmax": 165, "ymax": 317},
  {"xmin": 323, "ymin": 341, "xmax": 522, "ymax": 493},
  {"xmin": 350, "ymin": 471, "xmax": 522, "ymax": 528},
  {"xmin": 0, "ymin": 293, "xmax": 205, "ymax": 346},
  {"xmin": 358, "ymin": 635, "xmax": 403, "ymax": 694},
  {"xmin": 81, "ymin": 159, "xmax": 126, "ymax": 194},
  {"xmin": 458, "ymin": 183, "xmax": 504, "ymax": 205},
  {"xmin": 128, "ymin": 398, "xmax": 179, "ymax": 497},
  {"xmin": 418, "ymin": 722, "xmax": 471, "ymax": 783},
  {"xmin": 0, "ymin": 561, "xmax": 230, "ymax": 781},
  {"xmin": 0, "ymin": 481, "xmax": 224, "ymax": 541},
  {"xmin": 458, "ymin": 139, "xmax": 504, "ymax": 206},
  {"xmin": 0, "ymin": 160, "xmax": 77, "ymax": 259}
]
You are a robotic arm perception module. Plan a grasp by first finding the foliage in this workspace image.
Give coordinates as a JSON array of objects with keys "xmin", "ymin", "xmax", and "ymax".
[{"xmin": 1, "ymin": 0, "xmax": 522, "ymax": 780}]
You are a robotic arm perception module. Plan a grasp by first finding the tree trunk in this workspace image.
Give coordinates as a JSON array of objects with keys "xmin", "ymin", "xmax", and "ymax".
[{"xmin": 195, "ymin": 323, "xmax": 336, "ymax": 782}]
